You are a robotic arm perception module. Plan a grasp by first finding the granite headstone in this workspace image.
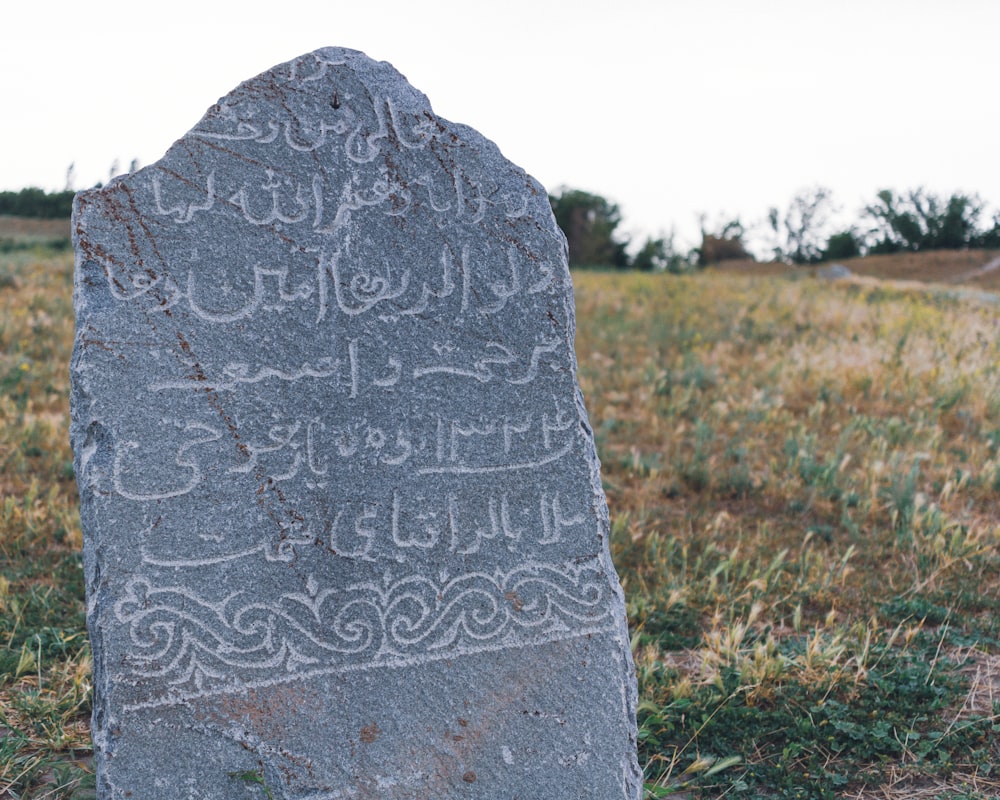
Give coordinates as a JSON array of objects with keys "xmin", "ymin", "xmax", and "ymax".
[{"xmin": 71, "ymin": 47, "xmax": 640, "ymax": 799}]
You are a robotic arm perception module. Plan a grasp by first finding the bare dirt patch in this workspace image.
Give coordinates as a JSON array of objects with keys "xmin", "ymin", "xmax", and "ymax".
[
  {"xmin": 0, "ymin": 215, "xmax": 71, "ymax": 242},
  {"xmin": 712, "ymin": 249, "xmax": 1000, "ymax": 292}
]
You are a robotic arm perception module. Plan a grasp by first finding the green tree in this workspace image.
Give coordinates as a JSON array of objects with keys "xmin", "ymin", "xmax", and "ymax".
[
  {"xmin": 632, "ymin": 231, "xmax": 692, "ymax": 273},
  {"xmin": 767, "ymin": 186, "xmax": 836, "ymax": 264},
  {"xmin": 864, "ymin": 188, "xmax": 984, "ymax": 252},
  {"xmin": 823, "ymin": 229, "xmax": 862, "ymax": 260},
  {"xmin": 935, "ymin": 193, "xmax": 981, "ymax": 248},
  {"xmin": 972, "ymin": 212, "xmax": 1000, "ymax": 248},
  {"xmin": 549, "ymin": 188, "xmax": 630, "ymax": 269},
  {"xmin": 0, "ymin": 188, "xmax": 75, "ymax": 219}
]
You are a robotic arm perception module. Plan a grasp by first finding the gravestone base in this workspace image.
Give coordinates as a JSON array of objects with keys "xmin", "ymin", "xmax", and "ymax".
[{"xmin": 110, "ymin": 638, "xmax": 629, "ymax": 798}]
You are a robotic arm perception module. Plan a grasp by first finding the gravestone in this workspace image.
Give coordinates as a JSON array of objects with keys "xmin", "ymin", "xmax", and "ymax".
[{"xmin": 71, "ymin": 47, "xmax": 640, "ymax": 799}]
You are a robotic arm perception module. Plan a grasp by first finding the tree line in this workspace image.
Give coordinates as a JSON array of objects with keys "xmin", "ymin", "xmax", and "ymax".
[
  {"xmin": 0, "ymin": 188, "xmax": 75, "ymax": 219},
  {"xmin": 0, "ymin": 162, "xmax": 139, "ymax": 219},
  {"xmin": 5, "ymin": 184, "xmax": 999, "ymax": 270},
  {"xmin": 551, "ymin": 186, "xmax": 1000, "ymax": 271}
]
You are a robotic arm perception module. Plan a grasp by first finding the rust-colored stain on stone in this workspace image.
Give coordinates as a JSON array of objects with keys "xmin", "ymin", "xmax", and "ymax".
[
  {"xmin": 213, "ymin": 683, "xmax": 314, "ymax": 742},
  {"xmin": 359, "ymin": 722, "xmax": 381, "ymax": 744},
  {"xmin": 503, "ymin": 591, "xmax": 525, "ymax": 612}
]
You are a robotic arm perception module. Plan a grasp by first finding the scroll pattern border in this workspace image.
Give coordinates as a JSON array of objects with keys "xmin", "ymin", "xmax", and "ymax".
[{"xmin": 115, "ymin": 558, "xmax": 616, "ymax": 708}]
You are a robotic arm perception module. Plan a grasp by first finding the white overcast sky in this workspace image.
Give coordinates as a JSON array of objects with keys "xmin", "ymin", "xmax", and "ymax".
[{"xmin": 3, "ymin": 0, "xmax": 999, "ymax": 248}]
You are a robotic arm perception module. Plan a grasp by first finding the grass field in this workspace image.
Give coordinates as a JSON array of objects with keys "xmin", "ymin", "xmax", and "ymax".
[
  {"xmin": 0, "ymin": 218, "xmax": 998, "ymax": 798},
  {"xmin": 573, "ymin": 267, "xmax": 1000, "ymax": 798}
]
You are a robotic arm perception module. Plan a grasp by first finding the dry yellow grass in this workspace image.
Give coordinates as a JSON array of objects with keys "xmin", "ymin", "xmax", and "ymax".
[
  {"xmin": 573, "ymin": 269, "xmax": 999, "ymax": 615},
  {"xmin": 572, "ymin": 267, "xmax": 999, "ymax": 796},
  {"xmin": 1, "ymin": 236, "xmax": 998, "ymax": 797}
]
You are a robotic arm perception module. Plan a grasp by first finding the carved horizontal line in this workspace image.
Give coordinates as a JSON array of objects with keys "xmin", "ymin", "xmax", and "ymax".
[
  {"xmin": 416, "ymin": 442, "xmax": 573, "ymax": 475},
  {"xmin": 120, "ymin": 622, "xmax": 621, "ymax": 711}
]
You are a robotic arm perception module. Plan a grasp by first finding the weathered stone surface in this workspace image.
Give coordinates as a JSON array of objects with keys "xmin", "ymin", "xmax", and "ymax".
[{"xmin": 71, "ymin": 48, "xmax": 640, "ymax": 799}]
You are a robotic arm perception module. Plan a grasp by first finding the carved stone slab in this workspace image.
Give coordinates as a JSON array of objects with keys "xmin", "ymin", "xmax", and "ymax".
[{"xmin": 71, "ymin": 48, "xmax": 640, "ymax": 799}]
